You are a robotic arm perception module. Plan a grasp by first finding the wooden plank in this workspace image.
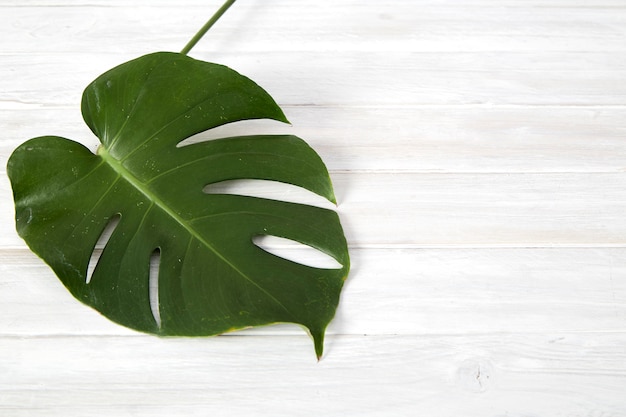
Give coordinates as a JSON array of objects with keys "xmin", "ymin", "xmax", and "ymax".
[
  {"xmin": 2, "ymin": 1, "xmax": 625, "ymax": 415},
  {"xmin": 1, "ymin": 2, "xmax": 626, "ymax": 54},
  {"xmin": 3, "ymin": 172, "xmax": 626, "ymax": 248},
  {"xmin": 331, "ymin": 172, "xmax": 626, "ymax": 247},
  {"xmin": 1, "ymin": 51, "xmax": 625, "ymax": 108},
  {"xmin": 4, "ymin": 0, "xmax": 626, "ymax": 6},
  {"xmin": 3, "ymin": 106, "xmax": 626, "ymax": 174},
  {"xmin": 1, "ymin": 333, "xmax": 625, "ymax": 416},
  {"xmin": 2, "ymin": 248, "xmax": 625, "ymax": 336}
]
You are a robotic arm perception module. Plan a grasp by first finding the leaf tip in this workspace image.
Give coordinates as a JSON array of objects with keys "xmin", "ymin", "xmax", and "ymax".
[
  {"xmin": 276, "ymin": 108, "xmax": 291, "ymax": 126},
  {"xmin": 310, "ymin": 327, "xmax": 325, "ymax": 361}
]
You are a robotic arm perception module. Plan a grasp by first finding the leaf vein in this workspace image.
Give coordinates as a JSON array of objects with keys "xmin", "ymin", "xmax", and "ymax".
[
  {"xmin": 146, "ymin": 149, "xmax": 321, "ymax": 185},
  {"xmin": 119, "ymin": 81, "xmax": 226, "ymax": 163},
  {"xmin": 107, "ymin": 58, "xmax": 173, "ymax": 153},
  {"xmin": 99, "ymin": 147, "xmax": 296, "ymax": 321},
  {"xmin": 65, "ymin": 173, "xmax": 122, "ymax": 246}
]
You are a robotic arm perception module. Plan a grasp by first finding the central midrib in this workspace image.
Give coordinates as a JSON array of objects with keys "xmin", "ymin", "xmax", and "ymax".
[{"xmin": 96, "ymin": 145, "xmax": 293, "ymax": 318}]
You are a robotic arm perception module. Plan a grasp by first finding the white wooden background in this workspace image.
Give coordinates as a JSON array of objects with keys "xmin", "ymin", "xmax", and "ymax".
[{"xmin": 2, "ymin": 0, "xmax": 626, "ymax": 415}]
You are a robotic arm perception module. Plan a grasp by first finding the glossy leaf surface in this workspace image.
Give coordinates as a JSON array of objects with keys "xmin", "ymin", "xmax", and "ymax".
[{"xmin": 7, "ymin": 52, "xmax": 349, "ymax": 358}]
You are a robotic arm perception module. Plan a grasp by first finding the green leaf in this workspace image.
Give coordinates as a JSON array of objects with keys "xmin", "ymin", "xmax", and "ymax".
[{"xmin": 7, "ymin": 52, "xmax": 349, "ymax": 358}]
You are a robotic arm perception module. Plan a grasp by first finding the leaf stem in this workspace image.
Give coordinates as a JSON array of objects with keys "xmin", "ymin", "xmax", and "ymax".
[{"xmin": 180, "ymin": 0, "xmax": 237, "ymax": 55}]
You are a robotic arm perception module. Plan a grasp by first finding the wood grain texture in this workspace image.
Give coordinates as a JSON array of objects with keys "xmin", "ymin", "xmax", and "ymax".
[
  {"xmin": 3, "ymin": 172, "xmax": 626, "ymax": 248},
  {"xmin": 2, "ymin": 1, "xmax": 626, "ymax": 54},
  {"xmin": 1, "ymin": 0, "xmax": 625, "ymax": 415},
  {"xmin": 2, "ymin": 52, "xmax": 626, "ymax": 107},
  {"xmin": 1, "ymin": 334, "xmax": 625, "ymax": 417},
  {"xmin": 2, "ymin": 248, "xmax": 626, "ymax": 336},
  {"xmin": 3, "ymin": 106, "xmax": 626, "ymax": 173}
]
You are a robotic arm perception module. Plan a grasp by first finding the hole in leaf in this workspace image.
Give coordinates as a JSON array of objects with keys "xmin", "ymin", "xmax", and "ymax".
[
  {"xmin": 86, "ymin": 214, "xmax": 120, "ymax": 284},
  {"xmin": 149, "ymin": 249, "xmax": 161, "ymax": 328},
  {"xmin": 253, "ymin": 235, "xmax": 343, "ymax": 270},
  {"xmin": 203, "ymin": 179, "xmax": 335, "ymax": 209},
  {"xmin": 177, "ymin": 119, "xmax": 291, "ymax": 148}
]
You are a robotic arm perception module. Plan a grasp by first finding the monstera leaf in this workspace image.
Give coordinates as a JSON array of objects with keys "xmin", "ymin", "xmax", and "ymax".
[{"xmin": 7, "ymin": 52, "xmax": 349, "ymax": 358}]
